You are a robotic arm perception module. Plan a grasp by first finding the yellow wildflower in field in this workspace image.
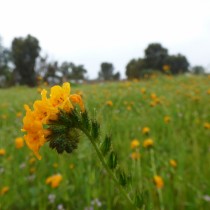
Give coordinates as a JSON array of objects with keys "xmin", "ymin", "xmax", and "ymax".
[
  {"xmin": 0, "ymin": 186, "xmax": 9, "ymax": 195},
  {"xmin": 15, "ymin": 137, "xmax": 24, "ymax": 149},
  {"xmin": 140, "ymin": 88, "xmax": 146, "ymax": 94},
  {"xmin": 106, "ymin": 100, "xmax": 113, "ymax": 106},
  {"xmin": 143, "ymin": 138, "xmax": 154, "ymax": 148},
  {"xmin": 0, "ymin": 149, "xmax": 6, "ymax": 156},
  {"xmin": 46, "ymin": 174, "xmax": 63, "ymax": 188},
  {"xmin": 131, "ymin": 152, "xmax": 141, "ymax": 160},
  {"xmin": 142, "ymin": 127, "xmax": 150, "ymax": 135},
  {"xmin": 153, "ymin": 175, "xmax": 164, "ymax": 189},
  {"xmin": 22, "ymin": 82, "xmax": 84, "ymax": 160},
  {"xmin": 150, "ymin": 93, "xmax": 157, "ymax": 100},
  {"xmin": 16, "ymin": 112, "xmax": 22, "ymax": 118},
  {"xmin": 29, "ymin": 157, "xmax": 36, "ymax": 165},
  {"xmin": 204, "ymin": 122, "xmax": 210, "ymax": 129},
  {"xmin": 164, "ymin": 116, "xmax": 171, "ymax": 123},
  {"xmin": 169, "ymin": 159, "xmax": 177, "ymax": 168},
  {"xmin": 207, "ymin": 89, "xmax": 210, "ymax": 95},
  {"xmin": 162, "ymin": 65, "xmax": 170, "ymax": 72},
  {"xmin": 131, "ymin": 139, "xmax": 140, "ymax": 149}
]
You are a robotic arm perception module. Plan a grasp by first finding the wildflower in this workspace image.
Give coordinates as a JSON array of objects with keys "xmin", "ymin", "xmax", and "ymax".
[
  {"xmin": 142, "ymin": 127, "xmax": 150, "ymax": 135},
  {"xmin": 143, "ymin": 138, "xmax": 154, "ymax": 148},
  {"xmin": 29, "ymin": 157, "xmax": 36, "ymax": 165},
  {"xmin": 207, "ymin": 89, "xmax": 210, "ymax": 95},
  {"xmin": 16, "ymin": 112, "xmax": 22, "ymax": 118},
  {"xmin": 131, "ymin": 152, "xmax": 141, "ymax": 160},
  {"xmin": 150, "ymin": 93, "xmax": 157, "ymax": 100},
  {"xmin": 153, "ymin": 175, "xmax": 164, "ymax": 189},
  {"xmin": 46, "ymin": 174, "xmax": 63, "ymax": 188},
  {"xmin": 0, "ymin": 186, "xmax": 9, "ymax": 195},
  {"xmin": 0, "ymin": 149, "xmax": 6, "ymax": 156},
  {"xmin": 48, "ymin": 194, "xmax": 56, "ymax": 203},
  {"xmin": 15, "ymin": 137, "xmax": 24, "ymax": 149},
  {"xmin": 106, "ymin": 100, "xmax": 113, "ymax": 106},
  {"xmin": 22, "ymin": 82, "xmax": 84, "ymax": 160},
  {"xmin": 57, "ymin": 204, "xmax": 65, "ymax": 210},
  {"xmin": 164, "ymin": 116, "xmax": 171, "ymax": 123},
  {"xmin": 131, "ymin": 139, "xmax": 140, "ymax": 149},
  {"xmin": 140, "ymin": 88, "xmax": 146, "ymax": 94},
  {"xmin": 204, "ymin": 122, "xmax": 210, "ymax": 129},
  {"xmin": 162, "ymin": 65, "xmax": 170, "ymax": 72},
  {"xmin": 169, "ymin": 159, "xmax": 177, "ymax": 168}
]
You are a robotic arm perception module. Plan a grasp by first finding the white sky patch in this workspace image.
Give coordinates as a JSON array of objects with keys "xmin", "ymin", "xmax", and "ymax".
[{"xmin": 1, "ymin": 0, "xmax": 210, "ymax": 78}]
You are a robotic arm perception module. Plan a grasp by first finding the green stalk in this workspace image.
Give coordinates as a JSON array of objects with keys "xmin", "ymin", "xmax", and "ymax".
[
  {"xmin": 81, "ymin": 128, "xmax": 135, "ymax": 209},
  {"xmin": 150, "ymin": 148, "xmax": 164, "ymax": 210}
]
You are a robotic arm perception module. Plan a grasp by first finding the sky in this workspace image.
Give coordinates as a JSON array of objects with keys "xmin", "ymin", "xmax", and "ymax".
[{"xmin": 0, "ymin": 0, "xmax": 210, "ymax": 78}]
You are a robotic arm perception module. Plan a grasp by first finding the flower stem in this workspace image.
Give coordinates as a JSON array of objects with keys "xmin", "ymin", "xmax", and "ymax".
[{"xmin": 81, "ymin": 128, "xmax": 136, "ymax": 208}]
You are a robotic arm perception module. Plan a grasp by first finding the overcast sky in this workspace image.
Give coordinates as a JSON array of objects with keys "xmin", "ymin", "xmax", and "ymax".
[{"xmin": 1, "ymin": 0, "xmax": 210, "ymax": 78}]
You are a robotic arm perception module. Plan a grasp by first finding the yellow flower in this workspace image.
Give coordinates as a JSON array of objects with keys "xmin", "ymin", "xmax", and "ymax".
[
  {"xmin": 153, "ymin": 175, "xmax": 164, "ymax": 189},
  {"xmin": 131, "ymin": 139, "xmax": 140, "ymax": 149},
  {"xmin": 22, "ymin": 82, "xmax": 84, "ymax": 160},
  {"xmin": 29, "ymin": 157, "xmax": 36, "ymax": 165},
  {"xmin": 169, "ymin": 159, "xmax": 177, "ymax": 168},
  {"xmin": 16, "ymin": 112, "xmax": 22, "ymax": 118},
  {"xmin": 140, "ymin": 88, "xmax": 146, "ymax": 94},
  {"xmin": 142, "ymin": 127, "xmax": 150, "ymax": 135},
  {"xmin": 204, "ymin": 122, "xmax": 210, "ymax": 129},
  {"xmin": 131, "ymin": 152, "xmax": 141, "ymax": 160},
  {"xmin": 15, "ymin": 137, "xmax": 24, "ymax": 149},
  {"xmin": 207, "ymin": 89, "xmax": 210, "ymax": 95},
  {"xmin": 46, "ymin": 174, "xmax": 62, "ymax": 188},
  {"xmin": 0, "ymin": 149, "xmax": 6, "ymax": 156},
  {"xmin": 164, "ymin": 116, "xmax": 171, "ymax": 123},
  {"xmin": 106, "ymin": 100, "xmax": 113, "ymax": 106},
  {"xmin": 143, "ymin": 138, "xmax": 154, "ymax": 148},
  {"xmin": 162, "ymin": 65, "xmax": 170, "ymax": 72},
  {"xmin": 0, "ymin": 186, "xmax": 9, "ymax": 195}
]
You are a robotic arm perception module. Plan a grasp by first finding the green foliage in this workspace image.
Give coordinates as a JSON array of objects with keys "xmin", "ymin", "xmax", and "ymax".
[
  {"xmin": 100, "ymin": 135, "xmax": 112, "ymax": 156},
  {"xmin": 11, "ymin": 34, "xmax": 40, "ymax": 86},
  {"xmin": 108, "ymin": 151, "xmax": 118, "ymax": 169}
]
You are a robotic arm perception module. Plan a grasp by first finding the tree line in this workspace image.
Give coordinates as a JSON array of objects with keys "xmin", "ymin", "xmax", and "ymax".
[{"xmin": 0, "ymin": 34, "xmax": 206, "ymax": 87}]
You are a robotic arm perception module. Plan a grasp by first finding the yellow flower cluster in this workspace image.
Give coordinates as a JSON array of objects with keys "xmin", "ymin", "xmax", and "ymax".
[
  {"xmin": 46, "ymin": 174, "xmax": 63, "ymax": 188},
  {"xmin": 143, "ymin": 138, "xmax": 154, "ymax": 148},
  {"xmin": 22, "ymin": 82, "xmax": 84, "ymax": 160},
  {"xmin": 130, "ymin": 139, "xmax": 140, "ymax": 149}
]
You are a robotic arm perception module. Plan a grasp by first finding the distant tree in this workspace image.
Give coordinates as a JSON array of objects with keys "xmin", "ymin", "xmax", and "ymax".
[
  {"xmin": 11, "ymin": 34, "xmax": 40, "ymax": 86},
  {"xmin": 0, "ymin": 37, "xmax": 13, "ymax": 87},
  {"xmin": 98, "ymin": 62, "xmax": 115, "ymax": 80},
  {"xmin": 113, "ymin": 72, "xmax": 121, "ymax": 80},
  {"xmin": 144, "ymin": 43, "xmax": 168, "ymax": 70},
  {"xmin": 165, "ymin": 54, "xmax": 189, "ymax": 74},
  {"xmin": 126, "ymin": 58, "xmax": 146, "ymax": 79},
  {"xmin": 191, "ymin": 65, "xmax": 205, "ymax": 75},
  {"xmin": 68, "ymin": 63, "xmax": 87, "ymax": 82}
]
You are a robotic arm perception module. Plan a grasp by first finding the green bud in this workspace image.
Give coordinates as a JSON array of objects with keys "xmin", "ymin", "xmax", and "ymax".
[
  {"xmin": 91, "ymin": 120, "xmax": 100, "ymax": 140},
  {"xmin": 81, "ymin": 110, "xmax": 90, "ymax": 130},
  {"xmin": 108, "ymin": 151, "xmax": 118, "ymax": 169},
  {"xmin": 100, "ymin": 135, "xmax": 111, "ymax": 156},
  {"xmin": 117, "ymin": 168, "xmax": 128, "ymax": 187}
]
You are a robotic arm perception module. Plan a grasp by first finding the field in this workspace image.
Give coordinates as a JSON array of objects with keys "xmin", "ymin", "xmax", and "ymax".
[{"xmin": 0, "ymin": 75, "xmax": 210, "ymax": 210}]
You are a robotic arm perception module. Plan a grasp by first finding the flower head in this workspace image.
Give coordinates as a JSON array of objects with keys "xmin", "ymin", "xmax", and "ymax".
[
  {"xmin": 153, "ymin": 175, "xmax": 164, "ymax": 189},
  {"xmin": 131, "ymin": 152, "xmax": 141, "ymax": 160},
  {"xmin": 22, "ymin": 82, "xmax": 84, "ymax": 160},
  {"xmin": 131, "ymin": 139, "xmax": 140, "ymax": 149},
  {"xmin": 46, "ymin": 174, "xmax": 63, "ymax": 188},
  {"xmin": 143, "ymin": 138, "xmax": 154, "ymax": 148},
  {"xmin": 15, "ymin": 137, "xmax": 24, "ymax": 149},
  {"xmin": 0, "ymin": 186, "xmax": 9, "ymax": 195},
  {"xmin": 164, "ymin": 116, "xmax": 171, "ymax": 123},
  {"xmin": 142, "ymin": 127, "xmax": 150, "ymax": 135},
  {"xmin": 0, "ymin": 149, "xmax": 6, "ymax": 156},
  {"xmin": 169, "ymin": 159, "xmax": 177, "ymax": 168}
]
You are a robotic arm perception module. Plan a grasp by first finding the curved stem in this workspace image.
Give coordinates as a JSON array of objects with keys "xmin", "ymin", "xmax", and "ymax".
[{"xmin": 81, "ymin": 128, "xmax": 135, "ymax": 208}]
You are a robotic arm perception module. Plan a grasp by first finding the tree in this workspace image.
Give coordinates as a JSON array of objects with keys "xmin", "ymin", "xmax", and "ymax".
[
  {"xmin": 98, "ymin": 62, "xmax": 117, "ymax": 80},
  {"xmin": 144, "ymin": 43, "xmax": 168, "ymax": 70},
  {"xmin": 12, "ymin": 34, "xmax": 40, "ymax": 86},
  {"xmin": 126, "ymin": 58, "xmax": 145, "ymax": 79},
  {"xmin": 165, "ymin": 54, "xmax": 189, "ymax": 74},
  {"xmin": 191, "ymin": 65, "xmax": 205, "ymax": 75},
  {"xmin": 68, "ymin": 63, "xmax": 87, "ymax": 82}
]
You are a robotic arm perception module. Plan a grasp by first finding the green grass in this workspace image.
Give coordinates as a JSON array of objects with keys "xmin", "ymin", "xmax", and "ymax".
[{"xmin": 0, "ymin": 75, "xmax": 210, "ymax": 210}]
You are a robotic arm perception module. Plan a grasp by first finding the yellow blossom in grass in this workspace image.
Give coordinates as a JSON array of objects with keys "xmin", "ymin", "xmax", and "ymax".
[
  {"xmin": 16, "ymin": 112, "xmax": 22, "ymax": 118},
  {"xmin": 106, "ymin": 100, "xmax": 113, "ymax": 106},
  {"xmin": 131, "ymin": 139, "xmax": 140, "ymax": 149},
  {"xmin": 22, "ymin": 82, "xmax": 84, "ymax": 160},
  {"xmin": 207, "ymin": 89, "xmax": 210, "ymax": 95},
  {"xmin": 142, "ymin": 127, "xmax": 150, "ymax": 135},
  {"xmin": 204, "ymin": 122, "xmax": 210, "ymax": 129},
  {"xmin": 0, "ymin": 186, "xmax": 9, "ymax": 195},
  {"xmin": 127, "ymin": 106, "xmax": 132, "ymax": 111},
  {"xmin": 143, "ymin": 138, "xmax": 154, "ymax": 148},
  {"xmin": 153, "ymin": 175, "xmax": 164, "ymax": 189},
  {"xmin": 162, "ymin": 65, "xmax": 170, "ymax": 72},
  {"xmin": 15, "ymin": 137, "xmax": 24, "ymax": 149},
  {"xmin": 131, "ymin": 152, "xmax": 141, "ymax": 160},
  {"xmin": 169, "ymin": 159, "xmax": 177, "ymax": 168},
  {"xmin": 164, "ymin": 116, "xmax": 171, "ymax": 123},
  {"xmin": 150, "ymin": 93, "xmax": 157, "ymax": 100},
  {"xmin": 29, "ymin": 157, "xmax": 36, "ymax": 165},
  {"xmin": 140, "ymin": 88, "xmax": 146, "ymax": 94},
  {"xmin": 46, "ymin": 174, "xmax": 63, "ymax": 188},
  {"xmin": 0, "ymin": 149, "xmax": 6, "ymax": 156}
]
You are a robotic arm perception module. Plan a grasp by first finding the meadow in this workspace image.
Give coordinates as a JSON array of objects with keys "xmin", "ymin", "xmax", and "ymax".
[{"xmin": 0, "ymin": 75, "xmax": 210, "ymax": 210}]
